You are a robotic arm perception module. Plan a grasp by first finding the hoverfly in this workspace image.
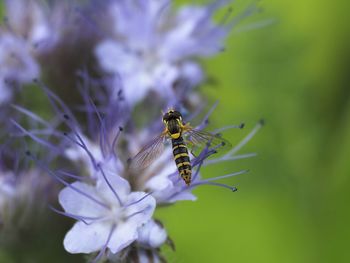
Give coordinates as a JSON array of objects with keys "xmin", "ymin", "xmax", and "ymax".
[{"xmin": 130, "ymin": 109, "xmax": 231, "ymax": 186}]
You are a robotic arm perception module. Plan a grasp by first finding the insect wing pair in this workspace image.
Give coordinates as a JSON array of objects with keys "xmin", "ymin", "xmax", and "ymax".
[{"xmin": 130, "ymin": 126, "xmax": 231, "ymax": 170}]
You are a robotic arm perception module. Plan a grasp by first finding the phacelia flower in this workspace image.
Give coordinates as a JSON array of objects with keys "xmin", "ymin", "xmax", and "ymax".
[
  {"xmin": 95, "ymin": 0, "xmax": 252, "ymax": 106},
  {"xmin": 0, "ymin": 32, "xmax": 39, "ymax": 104},
  {"xmin": 5, "ymin": 0, "xmax": 265, "ymax": 261},
  {"xmin": 0, "ymin": 142, "xmax": 51, "ymax": 229},
  {"xmin": 0, "ymin": 0, "xmax": 69, "ymax": 105},
  {"xmin": 58, "ymin": 171, "xmax": 156, "ymax": 255},
  {"xmin": 137, "ymin": 219, "xmax": 167, "ymax": 248},
  {"xmin": 4, "ymin": 0, "xmax": 67, "ymax": 53}
]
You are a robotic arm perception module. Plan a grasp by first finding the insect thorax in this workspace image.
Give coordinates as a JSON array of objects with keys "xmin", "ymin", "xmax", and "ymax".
[{"xmin": 167, "ymin": 119, "xmax": 182, "ymax": 138}]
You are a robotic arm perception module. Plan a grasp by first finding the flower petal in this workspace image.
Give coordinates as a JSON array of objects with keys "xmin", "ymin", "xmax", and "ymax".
[
  {"xmin": 107, "ymin": 221, "xmax": 138, "ymax": 254},
  {"xmin": 58, "ymin": 182, "xmax": 106, "ymax": 217},
  {"xmin": 96, "ymin": 172, "xmax": 131, "ymax": 204},
  {"xmin": 63, "ymin": 221, "xmax": 111, "ymax": 254},
  {"xmin": 167, "ymin": 190, "xmax": 197, "ymax": 203},
  {"xmin": 138, "ymin": 220, "xmax": 167, "ymax": 248},
  {"xmin": 125, "ymin": 192, "xmax": 156, "ymax": 226}
]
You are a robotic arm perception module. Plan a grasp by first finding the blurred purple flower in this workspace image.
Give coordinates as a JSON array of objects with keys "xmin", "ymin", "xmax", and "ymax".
[
  {"xmin": 0, "ymin": 0, "xmax": 73, "ymax": 105},
  {"xmin": 0, "ymin": 33, "xmax": 39, "ymax": 104},
  {"xmin": 0, "ymin": 141, "xmax": 52, "ymax": 228},
  {"xmin": 137, "ymin": 219, "xmax": 167, "ymax": 248},
  {"xmin": 4, "ymin": 0, "xmax": 68, "ymax": 53},
  {"xmin": 95, "ymin": 0, "xmax": 251, "ymax": 106}
]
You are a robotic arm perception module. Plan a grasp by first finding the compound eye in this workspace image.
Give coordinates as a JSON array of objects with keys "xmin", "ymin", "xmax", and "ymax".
[
  {"xmin": 163, "ymin": 113, "xmax": 170, "ymax": 121},
  {"xmin": 173, "ymin": 110, "xmax": 182, "ymax": 118}
]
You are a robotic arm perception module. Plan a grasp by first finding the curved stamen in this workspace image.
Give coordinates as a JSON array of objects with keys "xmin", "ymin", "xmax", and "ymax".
[
  {"xmin": 126, "ymin": 207, "xmax": 151, "ymax": 220},
  {"xmin": 49, "ymin": 206, "xmax": 104, "ymax": 225},
  {"xmin": 56, "ymin": 170, "xmax": 85, "ymax": 181},
  {"xmin": 64, "ymin": 131, "xmax": 98, "ymax": 170},
  {"xmin": 204, "ymin": 153, "xmax": 257, "ymax": 166},
  {"xmin": 219, "ymin": 5, "xmax": 233, "ymax": 25},
  {"xmin": 88, "ymin": 97, "xmax": 110, "ymax": 158},
  {"xmin": 35, "ymin": 79, "xmax": 79, "ymax": 129},
  {"xmin": 213, "ymin": 123, "xmax": 245, "ymax": 134},
  {"xmin": 111, "ymin": 127, "xmax": 123, "ymax": 159},
  {"xmin": 194, "ymin": 181, "xmax": 237, "ymax": 192},
  {"xmin": 11, "ymin": 120, "xmax": 60, "ymax": 153},
  {"xmin": 124, "ymin": 192, "xmax": 153, "ymax": 208},
  {"xmin": 12, "ymin": 129, "xmax": 62, "ymax": 137},
  {"xmin": 26, "ymin": 152, "xmax": 109, "ymax": 209},
  {"xmin": 233, "ymin": 19, "xmax": 275, "ymax": 34},
  {"xmin": 11, "ymin": 104, "xmax": 52, "ymax": 127},
  {"xmin": 201, "ymin": 170, "xmax": 249, "ymax": 182},
  {"xmin": 97, "ymin": 164, "xmax": 123, "ymax": 206},
  {"xmin": 92, "ymin": 224, "xmax": 116, "ymax": 263},
  {"xmin": 196, "ymin": 101, "xmax": 219, "ymax": 130},
  {"xmin": 228, "ymin": 4, "xmax": 257, "ymax": 30},
  {"xmin": 192, "ymin": 158, "xmax": 204, "ymax": 182},
  {"xmin": 224, "ymin": 120, "xmax": 264, "ymax": 157}
]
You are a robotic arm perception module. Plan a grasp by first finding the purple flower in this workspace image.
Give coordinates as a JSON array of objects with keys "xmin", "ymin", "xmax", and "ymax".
[
  {"xmin": 0, "ymin": 165, "xmax": 51, "ymax": 227},
  {"xmin": 59, "ymin": 171, "xmax": 156, "ymax": 255},
  {"xmin": 4, "ymin": 0, "xmax": 67, "ymax": 53},
  {"xmin": 0, "ymin": 33, "xmax": 39, "ymax": 104},
  {"xmin": 137, "ymin": 219, "xmax": 167, "ymax": 248},
  {"xmin": 94, "ymin": 0, "xmax": 251, "ymax": 106}
]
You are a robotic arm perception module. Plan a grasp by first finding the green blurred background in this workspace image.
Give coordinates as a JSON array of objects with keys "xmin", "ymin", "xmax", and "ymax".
[
  {"xmin": 158, "ymin": 0, "xmax": 350, "ymax": 263},
  {"xmin": 1, "ymin": 0, "xmax": 350, "ymax": 262}
]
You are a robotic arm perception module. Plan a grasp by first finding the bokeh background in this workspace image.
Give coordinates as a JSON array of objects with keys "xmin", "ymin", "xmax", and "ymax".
[
  {"xmin": 159, "ymin": 0, "xmax": 350, "ymax": 262},
  {"xmin": 1, "ymin": 0, "xmax": 349, "ymax": 262}
]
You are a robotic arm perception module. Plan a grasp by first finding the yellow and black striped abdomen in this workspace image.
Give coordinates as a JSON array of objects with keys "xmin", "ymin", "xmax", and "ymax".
[{"xmin": 172, "ymin": 136, "xmax": 192, "ymax": 185}]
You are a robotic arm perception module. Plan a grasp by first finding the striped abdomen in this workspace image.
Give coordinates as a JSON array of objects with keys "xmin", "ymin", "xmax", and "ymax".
[{"xmin": 172, "ymin": 136, "xmax": 192, "ymax": 185}]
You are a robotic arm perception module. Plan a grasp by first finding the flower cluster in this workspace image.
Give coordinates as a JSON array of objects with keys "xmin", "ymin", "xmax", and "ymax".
[
  {"xmin": 15, "ymin": 81, "xmax": 262, "ymax": 261},
  {"xmin": 0, "ymin": 139, "xmax": 52, "ymax": 230},
  {"xmin": 0, "ymin": 0, "xmax": 264, "ymax": 262},
  {"xmin": 0, "ymin": 0, "xmax": 70, "ymax": 105},
  {"xmin": 95, "ymin": 0, "xmax": 231, "ymax": 105}
]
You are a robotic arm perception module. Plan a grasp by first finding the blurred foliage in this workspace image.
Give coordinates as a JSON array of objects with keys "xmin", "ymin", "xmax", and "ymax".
[{"xmin": 1, "ymin": 0, "xmax": 349, "ymax": 262}]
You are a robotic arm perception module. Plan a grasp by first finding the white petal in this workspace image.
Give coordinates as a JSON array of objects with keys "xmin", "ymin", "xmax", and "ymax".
[
  {"xmin": 96, "ymin": 173, "xmax": 131, "ymax": 204},
  {"xmin": 180, "ymin": 62, "xmax": 203, "ymax": 86},
  {"xmin": 120, "ymin": 73, "xmax": 152, "ymax": 105},
  {"xmin": 146, "ymin": 175, "xmax": 173, "ymax": 194},
  {"xmin": 125, "ymin": 192, "xmax": 156, "ymax": 226},
  {"xmin": 95, "ymin": 40, "xmax": 138, "ymax": 74},
  {"xmin": 138, "ymin": 220, "xmax": 167, "ymax": 248},
  {"xmin": 58, "ymin": 182, "xmax": 106, "ymax": 217},
  {"xmin": 64, "ymin": 221, "xmax": 111, "ymax": 254},
  {"xmin": 167, "ymin": 191, "xmax": 197, "ymax": 203},
  {"xmin": 107, "ymin": 221, "xmax": 138, "ymax": 254}
]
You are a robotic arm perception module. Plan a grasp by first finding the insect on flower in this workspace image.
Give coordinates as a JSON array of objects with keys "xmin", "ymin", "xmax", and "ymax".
[{"xmin": 130, "ymin": 109, "xmax": 231, "ymax": 186}]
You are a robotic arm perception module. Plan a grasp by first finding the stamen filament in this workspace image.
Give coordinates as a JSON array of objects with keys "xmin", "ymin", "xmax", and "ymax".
[
  {"xmin": 201, "ymin": 170, "xmax": 248, "ymax": 182},
  {"xmin": 97, "ymin": 164, "xmax": 123, "ymax": 206},
  {"xmin": 224, "ymin": 120, "xmax": 263, "ymax": 157},
  {"xmin": 204, "ymin": 153, "xmax": 257, "ymax": 166},
  {"xmin": 49, "ymin": 206, "xmax": 103, "ymax": 225},
  {"xmin": 27, "ymin": 152, "xmax": 110, "ymax": 209},
  {"xmin": 93, "ymin": 224, "xmax": 116, "ymax": 263},
  {"xmin": 125, "ymin": 192, "xmax": 153, "ymax": 208}
]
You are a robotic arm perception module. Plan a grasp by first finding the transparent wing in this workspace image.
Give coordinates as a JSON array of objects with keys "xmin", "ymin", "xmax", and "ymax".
[
  {"xmin": 183, "ymin": 127, "xmax": 232, "ymax": 156},
  {"xmin": 130, "ymin": 132, "xmax": 167, "ymax": 170}
]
